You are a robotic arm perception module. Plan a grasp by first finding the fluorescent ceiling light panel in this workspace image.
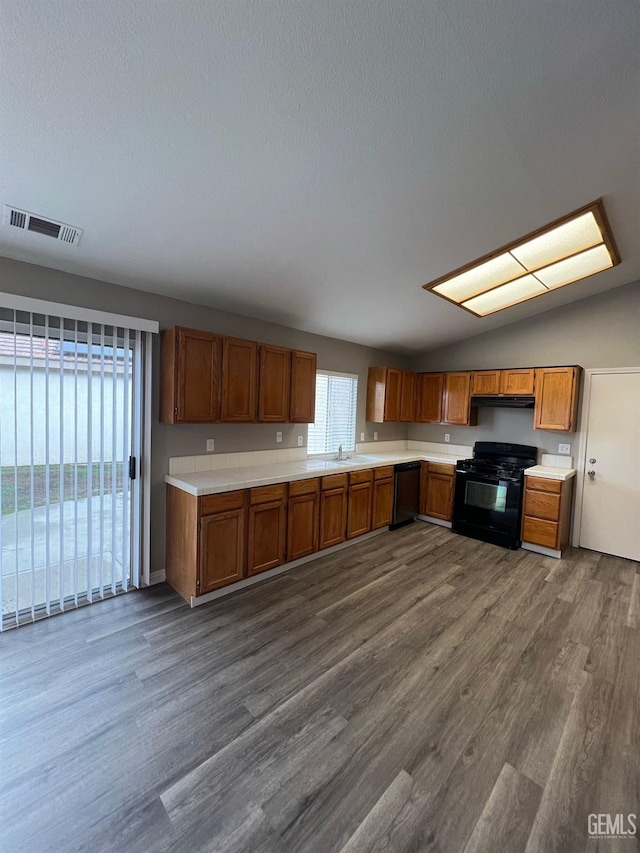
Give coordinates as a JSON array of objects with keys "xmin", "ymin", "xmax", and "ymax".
[
  {"xmin": 423, "ymin": 199, "xmax": 619, "ymax": 316},
  {"xmin": 462, "ymin": 275, "xmax": 546, "ymax": 316},
  {"xmin": 535, "ymin": 243, "xmax": 614, "ymax": 289}
]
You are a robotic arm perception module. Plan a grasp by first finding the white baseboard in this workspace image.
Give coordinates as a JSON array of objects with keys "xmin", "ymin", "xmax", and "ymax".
[
  {"xmin": 187, "ymin": 527, "xmax": 387, "ymax": 608},
  {"xmin": 148, "ymin": 570, "xmax": 167, "ymax": 585},
  {"xmin": 521, "ymin": 542, "xmax": 562, "ymax": 559}
]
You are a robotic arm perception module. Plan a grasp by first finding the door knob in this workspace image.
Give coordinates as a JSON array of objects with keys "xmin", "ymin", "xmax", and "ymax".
[{"xmin": 587, "ymin": 470, "xmax": 596, "ymax": 479}]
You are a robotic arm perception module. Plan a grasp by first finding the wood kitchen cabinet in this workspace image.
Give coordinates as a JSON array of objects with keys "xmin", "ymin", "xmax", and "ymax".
[
  {"xmin": 247, "ymin": 484, "xmax": 287, "ymax": 576},
  {"xmin": 500, "ymin": 368, "xmax": 535, "ymax": 396},
  {"xmin": 416, "ymin": 373, "xmax": 444, "ymax": 423},
  {"xmin": 521, "ymin": 476, "xmax": 574, "ymax": 555},
  {"xmin": 443, "ymin": 372, "xmax": 478, "ymax": 426},
  {"xmin": 471, "ymin": 370, "xmax": 501, "ymax": 396},
  {"xmin": 221, "ymin": 337, "xmax": 258, "ymax": 422},
  {"xmin": 287, "ymin": 478, "xmax": 319, "ymax": 561},
  {"xmin": 372, "ymin": 466, "xmax": 394, "ymax": 529},
  {"xmin": 420, "ymin": 461, "xmax": 455, "ymax": 521},
  {"xmin": 399, "ymin": 372, "xmax": 417, "ymax": 422},
  {"xmin": 290, "ymin": 350, "xmax": 317, "ymax": 423},
  {"xmin": 166, "ymin": 486, "xmax": 246, "ymax": 600},
  {"xmin": 319, "ymin": 473, "xmax": 348, "ymax": 549},
  {"xmin": 347, "ymin": 469, "xmax": 373, "ymax": 539},
  {"xmin": 160, "ymin": 327, "xmax": 221, "ymax": 423},
  {"xmin": 533, "ymin": 367, "xmax": 581, "ymax": 431},
  {"xmin": 258, "ymin": 345, "xmax": 291, "ymax": 422},
  {"xmin": 366, "ymin": 367, "xmax": 402, "ymax": 422}
]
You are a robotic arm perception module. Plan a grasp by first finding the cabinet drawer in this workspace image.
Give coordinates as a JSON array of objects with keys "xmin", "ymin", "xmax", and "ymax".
[
  {"xmin": 200, "ymin": 490, "xmax": 245, "ymax": 515},
  {"xmin": 322, "ymin": 473, "xmax": 348, "ymax": 491},
  {"xmin": 428, "ymin": 462, "xmax": 455, "ymax": 476},
  {"xmin": 524, "ymin": 490, "xmax": 561, "ymax": 522},
  {"xmin": 349, "ymin": 468, "xmax": 373, "ymax": 485},
  {"xmin": 522, "ymin": 516, "xmax": 559, "ymax": 549},
  {"xmin": 249, "ymin": 483, "xmax": 287, "ymax": 505},
  {"xmin": 288, "ymin": 477, "xmax": 320, "ymax": 497},
  {"xmin": 374, "ymin": 465, "xmax": 394, "ymax": 480},
  {"xmin": 525, "ymin": 477, "xmax": 562, "ymax": 494}
]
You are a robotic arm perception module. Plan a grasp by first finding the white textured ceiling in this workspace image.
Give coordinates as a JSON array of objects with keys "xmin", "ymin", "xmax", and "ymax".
[{"xmin": 1, "ymin": 1, "xmax": 638, "ymax": 354}]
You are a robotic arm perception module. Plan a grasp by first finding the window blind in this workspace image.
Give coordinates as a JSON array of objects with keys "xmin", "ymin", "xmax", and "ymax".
[{"xmin": 308, "ymin": 371, "xmax": 358, "ymax": 454}]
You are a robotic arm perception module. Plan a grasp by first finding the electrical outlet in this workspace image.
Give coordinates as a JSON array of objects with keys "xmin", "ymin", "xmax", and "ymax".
[
  {"xmin": 297, "ymin": 435, "xmax": 304, "ymax": 447},
  {"xmin": 206, "ymin": 439, "xmax": 215, "ymax": 452},
  {"xmin": 558, "ymin": 443, "xmax": 571, "ymax": 455},
  {"xmin": 373, "ymin": 431, "xmax": 379, "ymax": 440},
  {"xmin": 276, "ymin": 431, "xmax": 283, "ymax": 443},
  {"xmin": 444, "ymin": 434, "xmax": 450, "ymax": 443},
  {"xmin": 360, "ymin": 432, "xmax": 365, "ymax": 442}
]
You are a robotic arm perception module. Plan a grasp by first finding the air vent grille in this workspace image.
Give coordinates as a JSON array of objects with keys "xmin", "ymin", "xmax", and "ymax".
[{"xmin": 3, "ymin": 206, "xmax": 83, "ymax": 247}]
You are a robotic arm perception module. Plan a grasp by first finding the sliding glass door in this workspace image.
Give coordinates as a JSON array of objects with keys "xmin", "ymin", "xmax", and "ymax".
[{"xmin": 0, "ymin": 306, "xmax": 150, "ymax": 629}]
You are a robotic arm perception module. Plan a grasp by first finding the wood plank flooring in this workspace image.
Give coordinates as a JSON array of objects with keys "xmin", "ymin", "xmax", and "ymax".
[{"xmin": 1, "ymin": 523, "xmax": 638, "ymax": 852}]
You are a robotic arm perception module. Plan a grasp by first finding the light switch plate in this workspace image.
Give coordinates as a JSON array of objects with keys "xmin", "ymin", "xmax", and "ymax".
[
  {"xmin": 373, "ymin": 431, "xmax": 378, "ymax": 440},
  {"xmin": 297, "ymin": 435, "xmax": 304, "ymax": 446},
  {"xmin": 206, "ymin": 439, "xmax": 215, "ymax": 452},
  {"xmin": 360, "ymin": 433, "xmax": 365, "ymax": 442},
  {"xmin": 558, "ymin": 443, "xmax": 571, "ymax": 455},
  {"xmin": 276, "ymin": 431, "xmax": 283, "ymax": 443}
]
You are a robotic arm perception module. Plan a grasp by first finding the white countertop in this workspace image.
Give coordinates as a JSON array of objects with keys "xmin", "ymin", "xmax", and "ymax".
[
  {"xmin": 524, "ymin": 465, "xmax": 576, "ymax": 481},
  {"xmin": 165, "ymin": 450, "xmax": 576, "ymax": 496}
]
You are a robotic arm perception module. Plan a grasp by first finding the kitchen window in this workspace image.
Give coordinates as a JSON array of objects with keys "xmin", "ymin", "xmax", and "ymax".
[{"xmin": 307, "ymin": 371, "xmax": 358, "ymax": 455}]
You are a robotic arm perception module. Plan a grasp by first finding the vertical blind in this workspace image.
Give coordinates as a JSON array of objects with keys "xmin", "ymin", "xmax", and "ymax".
[
  {"xmin": 0, "ymin": 306, "xmax": 149, "ymax": 630},
  {"xmin": 308, "ymin": 371, "xmax": 358, "ymax": 454}
]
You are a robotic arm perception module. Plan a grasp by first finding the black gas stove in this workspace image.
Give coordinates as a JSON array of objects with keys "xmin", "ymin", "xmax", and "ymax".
[{"xmin": 452, "ymin": 442, "xmax": 537, "ymax": 549}]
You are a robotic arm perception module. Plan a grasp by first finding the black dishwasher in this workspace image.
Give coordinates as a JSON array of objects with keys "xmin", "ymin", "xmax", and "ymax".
[{"xmin": 390, "ymin": 461, "xmax": 421, "ymax": 529}]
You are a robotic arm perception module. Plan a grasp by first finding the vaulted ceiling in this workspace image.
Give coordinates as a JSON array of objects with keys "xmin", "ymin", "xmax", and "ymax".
[{"xmin": 1, "ymin": 1, "xmax": 638, "ymax": 353}]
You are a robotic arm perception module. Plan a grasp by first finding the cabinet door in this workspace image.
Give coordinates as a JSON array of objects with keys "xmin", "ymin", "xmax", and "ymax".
[
  {"xmin": 347, "ymin": 482, "xmax": 373, "ymax": 539},
  {"xmin": 258, "ymin": 345, "xmax": 291, "ymax": 422},
  {"xmin": 247, "ymin": 500, "xmax": 287, "ymax": 575},
  {"xmin": 372, "ymin": 477, "xmax": 393, "ymax": 529},
  {"xmin": 500, "ymin": 368, "xmax": 535, "ymax": 396},
  {"xmin": 221, "ymin": 337, "xmax": 258, "ymax": 422},
  {"xmin": 199, "ymin": 509, "xmax": 245, "ymax": 594},
  {"xmin": 384, "ymin": 368, "xmax": 402, "ymax": 422},
  {"xmin": 471, "ymin": 370, "xmax": 500, "ymax": 396},
  {"xmin": 290, "ymin": 351, "xmax": 317, "ymax": 423},
  {"xmin": 319, "ymin": 487, "xmax": 347, "ymax": 549},
  {"xmin": 287, "ymin": 491, "xmax": 319, "ymax": 560},
  {"xmin": 399, "ymin": 372, "xmax": 417, "ymax": 422},
  {"xmin": 416, "ymin": 373, "xmax": 444, "ymax": 423},
  {"xmin": 425, "ymin": 468, "xmax": 455, "ymax": 520},
  {"xmin": 534, "ymin": 367, "xmax": 580, "ymax": 431},
  {"xmin": 419, "ymin": 461, "xmax": 429, "ymax": 516},
  {"xmin": 161, "ymin": 327, "xmax": 220, "ymax": 423},
  {"xmin": 443, "ymin": 372, "xmax": 473, "ymax": 425}
]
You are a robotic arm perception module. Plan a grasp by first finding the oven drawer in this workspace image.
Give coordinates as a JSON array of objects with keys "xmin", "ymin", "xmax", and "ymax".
[
  {"xmin": 522, "ymin": 516, "xmax": 559, "ymax": 549},
  {"xmin": 524, "ymin": 490, "xmax": 561, "ymax": 522}
]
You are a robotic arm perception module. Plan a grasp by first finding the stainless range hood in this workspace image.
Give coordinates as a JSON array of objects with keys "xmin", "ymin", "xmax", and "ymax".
[{"xmin": 471, "ymin": 395, "xmax": 535, "ymax": 409}]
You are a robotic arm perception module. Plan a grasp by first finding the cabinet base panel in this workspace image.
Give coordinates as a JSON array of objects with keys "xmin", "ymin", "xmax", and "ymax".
[
  {"xmin": 417, "ymin": 515, "xmax": 452, "ymax": 529},
  {"xmin": 522, "ymin": 541, "xmax": 562, "ymax": 559},
  {"xmin": 184, "ymin": 527, "xmax": 387, "ymax": 608}
]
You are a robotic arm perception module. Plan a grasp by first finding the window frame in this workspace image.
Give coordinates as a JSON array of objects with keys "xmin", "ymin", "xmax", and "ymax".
[{"xmin": 307, "ymin": 369, "xmax": 359, "ymax": 457}]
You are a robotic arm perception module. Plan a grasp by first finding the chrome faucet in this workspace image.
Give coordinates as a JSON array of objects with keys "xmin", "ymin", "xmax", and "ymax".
[{"xmin": 337, "ymin": 444, "xmax": 343, "ymax": 461}]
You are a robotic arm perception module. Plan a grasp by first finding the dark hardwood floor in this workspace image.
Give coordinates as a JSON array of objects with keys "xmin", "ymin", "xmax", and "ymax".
[{"xmin": 1, "ymin": 523, "xmax": 639, "ymax": 852}]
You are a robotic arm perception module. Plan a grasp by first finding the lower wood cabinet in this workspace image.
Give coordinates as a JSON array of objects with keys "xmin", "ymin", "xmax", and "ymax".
[
  {"xmin": 521, "ymin": 476, "xmax": 574, "ymax": 553},
  {"xmin": 347, "ymin": 469, "xmax": 373, "ymax": 539},
  {"xmin": 247, "ymin": 484, "xmax": 287, "ymax": 576},
  {"xmin": 200, "ymin": 505, "xmax": 245, "ymax": 594},
  {"xmin": 319, "ymin": 473, "xmax": 348, "ymax": 549},
  {"xmin": 287, "ymin": 478, "xmax": 320, "ymax": 561},
  {"xmin": 372, "ymin": 466, "xmax": 394, "ymax": 529},
  {"xmin": 420, "ymin": 461, "xmax": 455, "ymax": 521}
]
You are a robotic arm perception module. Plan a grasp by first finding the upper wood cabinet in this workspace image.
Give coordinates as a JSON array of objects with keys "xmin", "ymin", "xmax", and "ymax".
[
  {"xmin": 443, "ymin": 372, "xmax": 477, "ymax": 426},
  {"xmin": 366, "ymin": 367, "xmax": 403, "ymax": 422},
  {"xmin": 221, "ymin": 337, "xmax": 258, "ymax": 422},
  {"xmin": 160, "ymin": 327, "xmax": 221, "ymax": 423},
  {"xmin": 415, "ymin": 373, "xmax": 444, "ymax": 423},
  {"xmin": 500, "ymin": 368, "xmax": 535, "ymax": 396},
  {"xmin": 258, "ymin": 345, "xmax": 291, "ymax": 423},
  {"xmin": 399, "ymin": 372, "xmax": 417, "ymax": 422},
  {"xmin": 290, "ymin": 351, "xmax": 317, "ymax": 423},
  {"xmin": 534, "ymin": 367, "xmax": 581, "ymax": 432},
  {"xmin": 247, "ymin": 484, "xmax": 287, "ymax": 576},
  {"xmin": 471, "ymin": 370, "xmax": 501, "ymax": 396}
]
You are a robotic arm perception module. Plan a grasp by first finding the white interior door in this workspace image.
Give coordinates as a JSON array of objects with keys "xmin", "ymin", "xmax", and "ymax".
[{"xmin": 578, "ymin": 370, "xmax": 640, "ymax": 560}]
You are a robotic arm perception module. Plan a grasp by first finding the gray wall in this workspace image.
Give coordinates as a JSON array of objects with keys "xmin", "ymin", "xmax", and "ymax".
[
  {"xmin": 0, "ymin": 256, "xmax": 410, "ymax": 573},
  {"xmin": 408, "ymin": 280, "xmax": 640, "ymax": 454}
]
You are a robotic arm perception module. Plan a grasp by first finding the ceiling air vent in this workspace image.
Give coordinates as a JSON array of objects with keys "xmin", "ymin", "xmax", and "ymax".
[{"xmin": 3, "ymin": 206, "xmax": 83, "ymax": 247}]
